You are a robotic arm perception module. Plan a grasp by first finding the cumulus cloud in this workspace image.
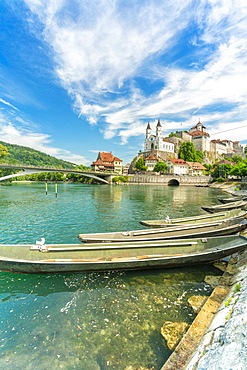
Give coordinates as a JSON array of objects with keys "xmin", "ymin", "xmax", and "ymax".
[{"xmin": 23, "ymin": 0, "xmax": 247, "ymax": 144}]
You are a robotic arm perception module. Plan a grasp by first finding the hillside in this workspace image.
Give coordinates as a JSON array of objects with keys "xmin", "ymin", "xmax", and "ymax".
[{"xmin": 0, "ymin": 141, "xmax": 76, "ymax": 169}]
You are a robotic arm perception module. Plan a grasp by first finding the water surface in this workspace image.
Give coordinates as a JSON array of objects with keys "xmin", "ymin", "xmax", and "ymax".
[{"xmin": 0, "ymin": 183, "xmax": 224, "ymax": 369}]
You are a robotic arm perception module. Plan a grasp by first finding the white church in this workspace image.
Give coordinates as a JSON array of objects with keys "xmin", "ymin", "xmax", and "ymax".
[{"xmin": 144, "ymin": 120, "xmax": 174, "ymax": 153}]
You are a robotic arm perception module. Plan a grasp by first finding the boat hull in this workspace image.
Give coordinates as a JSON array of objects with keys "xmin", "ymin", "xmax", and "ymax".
[
  {"xmin": 78, "ymin": 219, "xmax": 247, "ymax": 243},
  {"xmin": 219, "ymin": 196, "xmax": 247, "ymax": 204},
  {"xmin": 140, "ymin": 209, "xmax": 247, "ymax": 228},
  {"xmin": 0, "ymin": 235, "xmax": 247, "ymax": 274},
  {"xmin": 201, "ymin": 200, "xmax": 247, "ymax": 213}
]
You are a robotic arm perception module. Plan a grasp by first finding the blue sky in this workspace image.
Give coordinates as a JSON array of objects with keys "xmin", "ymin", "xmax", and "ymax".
[{"xmin": 0, "ymin": 0, "xmax": 247, "ymax": 165}]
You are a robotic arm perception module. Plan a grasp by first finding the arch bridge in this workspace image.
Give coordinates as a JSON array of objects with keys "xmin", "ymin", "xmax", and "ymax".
[{"xmin": 0, "ymin": 164, "xmax": 114, "ymax": 184}]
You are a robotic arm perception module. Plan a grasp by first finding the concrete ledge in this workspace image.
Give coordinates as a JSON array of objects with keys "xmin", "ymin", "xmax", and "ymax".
[{"xmin": 161, "ymin": 257, "xmax": 237, "ymax": 370}]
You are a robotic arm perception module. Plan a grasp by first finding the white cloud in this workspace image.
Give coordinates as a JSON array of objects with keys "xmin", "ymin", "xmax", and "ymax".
[
  {"xmin": 0, "ymin": 110, "xmax": 89, "ymax": 165},
  {"xmin": 0, "ymin": 99, "xmax": 19, "ymax": 111},
  {"xmin": 23, "ymin": 0, "xmax": 247, "ymax": 145}
]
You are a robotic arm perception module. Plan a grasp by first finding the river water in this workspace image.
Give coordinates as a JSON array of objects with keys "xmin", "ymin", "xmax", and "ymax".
[{"xmin": 0, "ymin": 183, "xmax": 224, "ymax": 369}]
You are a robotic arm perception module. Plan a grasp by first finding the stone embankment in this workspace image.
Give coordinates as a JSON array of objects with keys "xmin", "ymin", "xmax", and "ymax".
[{"xmin": 161, "ymin": 184, "xmax": 247, "ymax": 370}]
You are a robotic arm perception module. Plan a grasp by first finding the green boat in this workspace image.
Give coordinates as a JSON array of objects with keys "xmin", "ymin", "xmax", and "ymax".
[
  {"xmin": 139, "ymin": 209, "xmax": 247, "ymax": 228},
  {"xmin": 218, "ymin": 196, "xmax": 247, "ymax": 204},
  {"xmin": 0, "ymin": 234, "xmax": 247, "ymax": 274},
  {"xmin": 78, "ymin": 218, "xmax": 247, "ymax": 243},
  {"xmin": 201, "ymin": 200, "xmax": 247, "ymax": 213}
]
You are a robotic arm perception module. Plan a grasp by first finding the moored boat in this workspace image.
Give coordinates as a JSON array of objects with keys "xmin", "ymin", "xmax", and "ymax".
[
  {"xmin": 78, "ymin": 218, "xmax": 247, "ymax": 243},
  {"xmin": 201, "ymin": 200, "xmax": 247, "ymax": 213},
  {"xmin": 140, "ymin": 209, "xmax": 247, "ymax": 228},
  {"xmin": 1, "ymin": 234, "xmax": 247, "ymax": 273},
  {"xmin": 218, "ymin": 196, "xmax": 247, "ymax": 204}
]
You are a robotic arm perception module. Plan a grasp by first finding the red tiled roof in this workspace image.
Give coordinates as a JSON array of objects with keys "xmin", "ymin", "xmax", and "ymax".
[
  {"xmin": 186, "ymin": 162, "xmax": 206, "ymax": 170},
  {"xmin": 92, "ymin": 159, "xmax": 114, "ymax": 167},
  {"xmin": 191, "ymin": 122, "xmax": 206, "ymax": 129},
  {"xmin": 145, "ymin": 155, "xmax": 158, "ymax": 160},
  {"xmin": 98, "ymin": 152, "xmax": 122, "ymax": 163},
  {"xmin": 214, "ymin": 160, "xmax": 236, "ymax": 166},
  {"xmin": 190, "ymin": 130, "xmax": 210, "ymax": 137},
  {"xmin": 162, "ymin": 138, "xmax": 174, "ymax": 143},
  {"xmin": 168, "ymin": 158, "xmax": 188, "ymax": 165}
]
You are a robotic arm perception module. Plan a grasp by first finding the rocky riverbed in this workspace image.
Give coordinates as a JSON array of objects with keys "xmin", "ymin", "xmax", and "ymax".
[{"xmin": 161, "ymin": 184, "xmax": 247, "ymax": 370}]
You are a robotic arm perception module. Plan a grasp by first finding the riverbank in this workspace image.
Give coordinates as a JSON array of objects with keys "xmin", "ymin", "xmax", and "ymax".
[{"xmin": 161, "ymin": 182, "xmax": 247, "ymax": 370}]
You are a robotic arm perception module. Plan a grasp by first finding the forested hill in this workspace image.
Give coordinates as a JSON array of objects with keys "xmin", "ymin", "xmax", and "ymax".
[{"xmin": 0, "ymin": 141, "xmax": 76, "ymax": 169}]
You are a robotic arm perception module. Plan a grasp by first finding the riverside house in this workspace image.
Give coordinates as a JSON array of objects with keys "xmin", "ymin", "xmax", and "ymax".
[{"xmin": 91, "ymin": 152, "xmax": 123, "ymax": 173}]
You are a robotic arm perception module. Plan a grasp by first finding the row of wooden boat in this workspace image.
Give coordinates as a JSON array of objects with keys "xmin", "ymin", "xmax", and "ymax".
[
  {"xmin": 78, "ymin": 217, "xmax": 247, "ymax": 243},
  {"xmin": 1, "ymin": 196, "xmax": 247, "ymax": 274}
]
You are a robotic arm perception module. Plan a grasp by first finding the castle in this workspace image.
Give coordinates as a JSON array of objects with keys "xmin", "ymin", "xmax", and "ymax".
[{"xmin": 143, "ymin": 119, "xmax": 244, "ymax": 163}]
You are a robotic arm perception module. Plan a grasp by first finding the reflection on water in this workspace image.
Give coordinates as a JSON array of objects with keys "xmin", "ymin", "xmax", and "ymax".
[{"xmin": 0, "ymin": 183, "xmax": 224, "ymax": 369}]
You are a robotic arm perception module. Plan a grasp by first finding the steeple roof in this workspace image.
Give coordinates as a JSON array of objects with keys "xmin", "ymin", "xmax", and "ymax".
[
  {"xmin": 157, "ymin": 119, "xmax": 162, "ymax": 127},
  {"xmin": 146, "ymin": 122, "xmax": 151, "ymax": 130}
]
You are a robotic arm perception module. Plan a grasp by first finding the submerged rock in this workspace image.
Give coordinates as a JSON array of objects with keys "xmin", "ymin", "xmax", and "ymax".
[
  {"xmin": 204, "ymin": 275, "xmax": 221, "ymax": 288},
  {"xmin": 188, "ymin": 295, "xmax": 208, "ymax": 313},
  {"xmin": 213, "ymin": 261, "xmax": 227, "ymax": 272},
  {"xmin": 160, "ymin": 321, "xmax": 189, "ymax": 350}
]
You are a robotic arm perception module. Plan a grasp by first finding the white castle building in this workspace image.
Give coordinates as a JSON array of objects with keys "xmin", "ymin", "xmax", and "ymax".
[{"xmin": 144, "ymin": 120, "xmax": 174, "ymax": 153}]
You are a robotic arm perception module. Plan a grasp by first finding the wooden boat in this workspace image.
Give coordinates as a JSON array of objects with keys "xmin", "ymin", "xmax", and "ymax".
[
  {"xmin": 78, "ymin": 218, "xmax": 247, "ymax": 243},
  {"xmin": 201, "ymin": 200, "xmax": 247, "ymax": 213},
  {"xmin": 139, "ymin": 209, "xmax": 247, "ymax": 228},
  {"xmin": 1, "ymin": 234, "xmax": 247, "ymax": 273},
  {"xmin": 218, "ymin": 196, "xmax": 247, "ymax": 204}
]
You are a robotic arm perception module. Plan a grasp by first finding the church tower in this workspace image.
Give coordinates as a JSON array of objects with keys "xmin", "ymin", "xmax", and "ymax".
[
  {"xmin": 156, "ymin": 119, "xmax": 162, "ymax": 138},
  {"xmin": 146, "ymin": 122, "xmax": 152, "ymax": 138}
]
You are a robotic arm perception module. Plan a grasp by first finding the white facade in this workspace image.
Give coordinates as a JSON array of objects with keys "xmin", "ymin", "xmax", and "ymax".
[
  {"xmin": 167, "ymin": 158, "xmax": 189, "ymax": 175},
  {"xmin": 144, "ymin": 121, "xmax": 175, "ymax": 153}
]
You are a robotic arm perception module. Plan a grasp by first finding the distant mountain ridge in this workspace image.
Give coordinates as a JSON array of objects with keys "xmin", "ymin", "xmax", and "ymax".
[{"xmin": 0, "ymin": 141, "xmax": 76, "ymax": 169}]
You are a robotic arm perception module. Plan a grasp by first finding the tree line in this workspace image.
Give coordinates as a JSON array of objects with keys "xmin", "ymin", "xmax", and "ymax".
[{"xmin": 0, "ymin": 143, "xmax": 98, "ymax": 183}]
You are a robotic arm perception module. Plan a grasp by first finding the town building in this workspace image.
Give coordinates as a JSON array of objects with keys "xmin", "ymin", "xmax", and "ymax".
[
  {"xmin": 167, "ymin": 158, "xmax": 189, "ymax": 175},
  {"xmin": 123, "ymin": 163, "xmax": 131, "ymax": 175},
  {"xmin": 186, "ymin": 162, "xmax": 206, "ymax": 176},
  {"xmin": 91, "ymin": 152, "xmax": 123, "ymax": 173},
  {"xmin": 145, "ymin": 154, "xmax": 158, "ymax": 171},
  {"xmin": 189, "ymin": 121, "xmax": 211, "ymax": 152}
]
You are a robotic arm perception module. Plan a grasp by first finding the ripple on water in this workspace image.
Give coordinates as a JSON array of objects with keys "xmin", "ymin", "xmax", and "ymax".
[{"xmin": 0, "ymin": 183, "xmax": 224, "ymax": 369}]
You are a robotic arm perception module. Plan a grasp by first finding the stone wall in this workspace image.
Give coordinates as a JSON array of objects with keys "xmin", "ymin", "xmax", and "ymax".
[
  {"xmin": 184, "ymin": 248, "xmax": 247, "ymax": 370},
  {"xmin": 128, "ymin": 174, "xmax": 210, "ymax": 186}
]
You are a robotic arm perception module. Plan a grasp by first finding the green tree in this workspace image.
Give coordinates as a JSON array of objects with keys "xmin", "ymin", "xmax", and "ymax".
[
  {"xmin": 230, "ymin": 162, "xmax": 247, "ymax": 178},
  {"xmin": 134, "ymin": 157, "xmax": 147, "ymax": 172},
  {"xmin": 153, "ymin": 161, "xmax": 168, "ymax": 173},
  {"xmin": 0, "ymin": 144, "xmax": 9, "ymax": 161},
  {"xmin": 168, "ymin": 132, "xmax": 178, "ymax": 138},
  {"xmin": 178, "ymin": 142, "xmax": 198, "ymax": 162},
  {"xmin": 231, "ymin": 155, "xmax": 244, "ymax": 164},
  {"xmin": 195, "ymin": 151, "xmax": 203, "ymax": 163},
  {"xmin": 212, "ymin": 164, "xmax": 233, "ymax": 179}
]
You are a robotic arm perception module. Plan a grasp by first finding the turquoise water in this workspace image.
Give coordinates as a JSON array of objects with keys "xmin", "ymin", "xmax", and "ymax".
[{"xmin": 0, "ymin": 183, "xmax": 224, "ymax": 369}]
